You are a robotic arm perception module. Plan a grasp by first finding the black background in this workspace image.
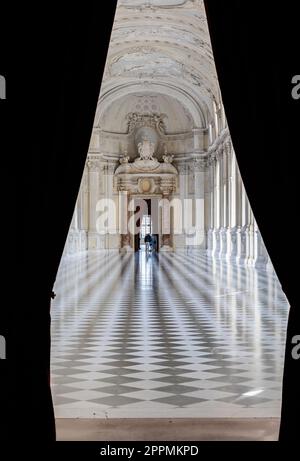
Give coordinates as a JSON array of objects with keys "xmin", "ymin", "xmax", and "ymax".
[
  {"xmin": 0, "ymin": 1, "xmax": 118, "ymax": 444},
  {"xmin": 204, "ymin": 0, "xmax": 300, "ymax": 440},
  {"xmin": 0, "ymin": 0, "xmax": 299, "ymax": 450}
]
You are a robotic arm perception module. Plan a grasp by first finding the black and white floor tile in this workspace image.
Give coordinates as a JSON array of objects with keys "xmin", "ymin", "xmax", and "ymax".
[{"xmin": 51, "ymin": 250, "xmax": 289, "ymax": 418}]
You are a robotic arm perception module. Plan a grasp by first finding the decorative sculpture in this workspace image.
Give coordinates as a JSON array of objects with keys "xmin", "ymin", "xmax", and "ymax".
[
  {"xmin": 120, "ymin": 149, "xmax": 130, "ymax": 164},
  {"xmin": 126, "ymin": 112, "xmax": 167, "ymax": 134},
  {"xmin": 137, "ymin": 137, "xmax": 156, "ymax": 161},
  {"xmin": 163, "ymin": 145, "xmax": 174, "ymax": 164},
  {"xmin": 163, "ymin": 154, "xmax": 174, "ymax": 164}
]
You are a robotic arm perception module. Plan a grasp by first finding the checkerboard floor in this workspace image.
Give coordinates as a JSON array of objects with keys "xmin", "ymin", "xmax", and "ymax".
[{"xmin": 51, "ymin": 250, "xmax": 289, "ymax": 418}]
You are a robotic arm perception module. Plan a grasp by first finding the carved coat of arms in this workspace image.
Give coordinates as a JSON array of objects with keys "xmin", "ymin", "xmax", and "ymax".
[{"xmin": 137, "ymin": 138, "xmax": 156, "ymax": 161}]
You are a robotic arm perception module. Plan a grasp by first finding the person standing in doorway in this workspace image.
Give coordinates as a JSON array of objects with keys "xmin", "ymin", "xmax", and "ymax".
[
  {"xmin": 151, "ymin": 234, "xmax": 157, "ymax": 253},
  {"xmin": 145, "ymin": 233, "xmax": 152, "ymax": 253}
]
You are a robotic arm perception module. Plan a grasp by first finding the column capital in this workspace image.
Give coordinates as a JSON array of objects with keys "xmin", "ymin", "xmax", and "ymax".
[
  {"xmin": 193, "ymin": 158, "xmax": 208, "ymax": 172},
  {"xmin": 177, "ymin": 163, "xmax": 188, "ymax": 175},
  {"xmin": 105, "ymin": 162, "xmax": 117, "ymax": 174},
  {"xmin": 86, "ymin": 155, "xmax": 105, "ymax": 172},
  {"xmin": 224, "ymin": 140, "xmax": 232, "ymax": 156},
  {"xmin": 208, "ymin": 153, "xmax": 218, "ymax": 166},
  {"xmin": 86, "ymin": 160, "xmax": 101, "ymax": 172}
]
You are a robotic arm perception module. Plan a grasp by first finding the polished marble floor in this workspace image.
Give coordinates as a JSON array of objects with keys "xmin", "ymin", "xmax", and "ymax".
[{"xmin": 51, "ymin": 250, "xmax": 289, "ymax": 418}]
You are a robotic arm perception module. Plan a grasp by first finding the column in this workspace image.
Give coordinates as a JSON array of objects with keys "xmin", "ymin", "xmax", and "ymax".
[
  {"xmin": 215, "ymin": 153, "xmax": 221, "ymax": 257},
  {"xmin": 81, "ymin": 168, "xmax": 89, "ymax": 251},
  {"xmin": 235, "ymin": 162, "xmax": 243, "ymax": 262},
  {"xmin": 244, "ymin": 188, "xmax": 252, "ymax": 265},
  {"xmin": 248, "ymin": 208, "xmax": 255, "ymax": 265},
  {"xmin": 119, "ymin": 190, "xmax": 133, "ymax": 253},
  {"xmin": 204, "ymin": 156, "xmax": 211, "ymax": 251},
  {"xmin": 221, "ymin": 144, "xmax": 229, "ymax": 257},
  {"xmin": 104, "ymin": 162, "xmax": 118, "ymax": 250},
  {"xmin": 229, "ymin": 147, "xmax": 238, "ymax": 261},
  {"xmin": 254, "ymin": 222, "xmax": 270, "ymax": 268},
  {"xmin": 219, "ymin": 146, "xmax": 226, "ymax": 258},
  {"xmin": 207, "ymin": 158, "xmax": 214, "ymax": 255},
  {"xmin": 87, "ymin": 158, "xmax": 100, "ymax": 250},
  {"xmin": 240, "ymin": 183, "xmax": 248, "ymax": 263},
  {"xmin": 160, "ymin": 191, "xmax": 173, "ymax": 252},
  {"xmin": 187, "ymin": 159, "xmax": 206, "ymax": 249},
  {"xmin": 177, "ymin": 163, "xmax": 188, "ymax": 249},
  {"xmin": 225, "ymin": 141, "xmax": 233, "ymax": 259},
  {"xmin": 211, "ymin": 154, "xmax": 218, "ymax": 256}
]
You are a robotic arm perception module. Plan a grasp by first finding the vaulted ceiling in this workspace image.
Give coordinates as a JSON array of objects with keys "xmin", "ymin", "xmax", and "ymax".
[{"xmin": 94, "ymin": 0, "xmax": 221, "ymax": 138}]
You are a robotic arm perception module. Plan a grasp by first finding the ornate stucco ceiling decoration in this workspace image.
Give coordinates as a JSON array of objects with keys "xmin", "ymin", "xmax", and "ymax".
[
  {"xmin": 119, "ymin": 0, "xmax": 195, "ymax": 9},
  {"xmin": 99, "ymin": 93, "xmax": 193, "ymax": 135},
  {"xmin": 94, "ymin": 0, "xmax": 221, "ymax": 156}
]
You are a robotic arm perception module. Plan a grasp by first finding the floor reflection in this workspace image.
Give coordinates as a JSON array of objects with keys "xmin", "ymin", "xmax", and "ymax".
[{"xmin": 51, "ymin": 250, "xmax": 289, "ymax": 418}]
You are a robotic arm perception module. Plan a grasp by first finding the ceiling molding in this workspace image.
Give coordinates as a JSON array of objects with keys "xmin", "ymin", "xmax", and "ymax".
[{"xmin": 95, "ymin": 0, "xmax": 221, "ymax": 154}]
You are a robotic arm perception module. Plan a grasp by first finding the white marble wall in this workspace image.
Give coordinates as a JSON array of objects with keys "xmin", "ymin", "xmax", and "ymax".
[
  {"xmin": 172, "ymin": 159, "xmax": 206, "ymax": 250},
  {"xmin": 64, "ymin": 160, "xmax": 119, "ymax": 254},
  {"xmin": 206, "ymin": 133, "xmax": 272, "ymax": 269},
  {"xmin": 64, "ymin": 129, "xmax": 272, "ymax": 269}
]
